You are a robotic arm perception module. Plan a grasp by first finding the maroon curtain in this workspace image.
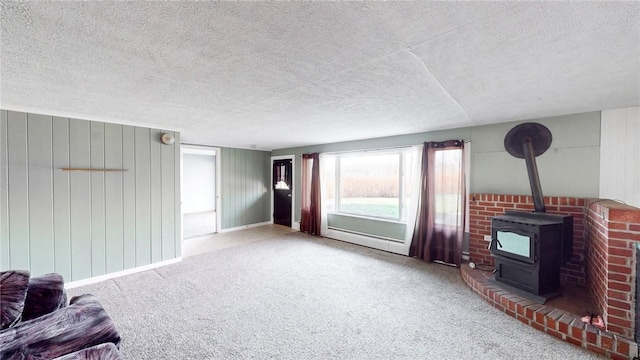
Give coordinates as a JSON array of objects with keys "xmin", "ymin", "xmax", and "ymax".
[
  {"xmin": 300, "ymin": 153, "xmax": 321, "ymax": 235},
  {"xmin": 410, "ymin": 140, "xmax": 465, "ymax": 267}
]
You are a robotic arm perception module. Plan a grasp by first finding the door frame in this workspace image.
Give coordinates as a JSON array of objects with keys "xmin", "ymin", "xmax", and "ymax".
[
  {"xmin": 181, "ymin": 145, "xmax": 222, "ymax": 240},
  {"xmin": 270, "ymin": 154, "xmax": 296, "ymax": 230}
]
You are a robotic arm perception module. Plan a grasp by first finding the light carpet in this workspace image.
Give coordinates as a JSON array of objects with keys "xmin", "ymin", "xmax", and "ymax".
[{"xmin": 68, "ymin": 232, "xmax": 603, "ymax": 359}]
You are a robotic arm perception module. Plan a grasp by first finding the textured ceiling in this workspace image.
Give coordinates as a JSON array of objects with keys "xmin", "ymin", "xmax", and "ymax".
[{"xmin": 1, "ymin": 2, "xmax": 639, "ymax": 150}]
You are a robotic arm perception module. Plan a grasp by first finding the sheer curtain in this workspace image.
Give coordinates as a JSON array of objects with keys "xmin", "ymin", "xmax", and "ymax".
[
  {"xmin": 300, "ymin": 153, "xmax": 321, "ymax": 235},
  {"xmin": 410, "ymin": 140, "xmax": 465, "ymax": 266},
  {"xmin": 401, "ymin": 144, "xmax": 424, "ymax": 255},
  {"xmin": 319, "ymin": 154, "xmax": 331, "ymax": 236}
]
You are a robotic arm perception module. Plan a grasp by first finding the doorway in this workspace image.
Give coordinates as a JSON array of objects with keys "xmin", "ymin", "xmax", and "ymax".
[
  {"xmin": 271, "ymin": 156, "xmax": 294, "ymax": 227},
  {"xmin": 181, "ymin": 146, "xmax": 221, "ymax": 239}
]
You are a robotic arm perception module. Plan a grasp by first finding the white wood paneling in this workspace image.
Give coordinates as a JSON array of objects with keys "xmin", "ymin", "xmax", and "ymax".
[
  {"xmin": 219, "ymin": 148, "xmax": 271, "ymax": 230},
  {"xmin": 52, "ymin": 117, "xmax": 71, "ymax": 279},
  {"xmin": 600, "ymin": 107, "xmax": 640, "ymax": 208},
  {"xmin": 69, "ymin": 118, "xmax": 92, "ymax": 280},
  {"xmin": 7, "ymin": 111, "xmax": 30, "ymax": 271},
  {"xmin": 0, "ymin": 110, "xmax": 181, "ymax": 281},
  {"xmin": 134, "ymin": 127, "xmax": 152, "ymax": 266},
  {"xmin": 105, "ymin": 123, "xmax": 124, "ymax": 273},
  {"xmin": 150, "ymin": 128, "xmax": 162, "ymax": 263},
  {"xmin": 122, "ymin": 125, "xmax": 137, "ymax": 270},
  {"xmin": 27, "ymin": 113, "xmax": 55, "ymax": 275},
  {"xmin": 90, "ymin": 121, "xmax": 106, "ymax": 276},
  {"xmin": 0, "ymin": 111, "xmax": 10, "ymax": 269}
]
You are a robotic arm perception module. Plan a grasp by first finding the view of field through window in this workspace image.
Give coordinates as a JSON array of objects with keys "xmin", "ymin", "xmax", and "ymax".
[
  {"xmin": 324, "ymin": 151, "xmax": 412, "ymax": 220},
  {"xmin": 323, "ymin": 147, "xmax": 463, "ymax": 223}
]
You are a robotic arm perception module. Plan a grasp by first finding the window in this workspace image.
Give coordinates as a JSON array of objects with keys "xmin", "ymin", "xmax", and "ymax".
[
  {"xmin": 324, "ymin": 149, "xmax": 413, "ymax": 221},
  {"xmin": 433, "ymin": 149, "xmax": 463, "ymax": 226},
  {"xmin": 273, "ymin": 161, "xmax": 291, "ymax": 190}
]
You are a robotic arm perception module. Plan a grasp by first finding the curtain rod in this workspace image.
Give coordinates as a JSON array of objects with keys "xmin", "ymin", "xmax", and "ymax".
[
  {"xmin": 320, "ymin": 145, "xmax": 414, "ymax": 156},
  {"xmin": 319, "ymin": 140, "xmax": 471, "ymax": 156}
]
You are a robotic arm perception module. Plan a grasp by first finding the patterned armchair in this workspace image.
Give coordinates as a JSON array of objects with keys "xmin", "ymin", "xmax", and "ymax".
[{"xmin": 0, "ymin": 271, "xmax": 122, "ymax": 360}]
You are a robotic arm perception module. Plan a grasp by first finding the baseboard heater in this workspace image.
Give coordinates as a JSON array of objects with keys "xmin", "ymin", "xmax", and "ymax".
[{"xmin": 327, "ymin": 226, "xmax": 404, "ymax": 243}]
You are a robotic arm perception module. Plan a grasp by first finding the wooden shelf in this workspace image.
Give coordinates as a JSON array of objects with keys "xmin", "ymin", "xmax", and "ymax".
[{"xmin": 60, "ymin": 168, "xmax": 128, "ymax": 172}]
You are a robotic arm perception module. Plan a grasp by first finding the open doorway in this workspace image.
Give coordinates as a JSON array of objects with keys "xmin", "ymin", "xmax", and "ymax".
[
  {"xmin": 271, "ymin": 155, "xmax": 295, "ymax": 228},
  {"xmin": 181, "ymin": 146, "xmax": 221, "ymax": 239}
]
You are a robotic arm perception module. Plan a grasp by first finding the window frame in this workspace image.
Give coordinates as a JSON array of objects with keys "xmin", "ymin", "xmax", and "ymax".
[{"xmin": 328, "ymin": 148, "xmax": 411, "ymax": 222}]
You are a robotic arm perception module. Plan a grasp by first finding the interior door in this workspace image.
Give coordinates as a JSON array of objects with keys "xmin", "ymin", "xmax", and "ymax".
[{"xmin": 273, "ymin": 159, "xmax": 292, "ymax": 227}]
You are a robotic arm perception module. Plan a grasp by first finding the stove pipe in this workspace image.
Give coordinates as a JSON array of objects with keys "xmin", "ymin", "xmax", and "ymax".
[
  {"xmin": 504, "ymin": 123, "xmax": 553, "ymax": 213},
  {"xmin": 522, "ymin": 137, "xmax": 546, "ymax": 212}
]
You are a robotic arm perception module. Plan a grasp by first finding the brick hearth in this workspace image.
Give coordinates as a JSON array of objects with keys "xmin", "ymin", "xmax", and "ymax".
[
  {"xmin": 461, "ymin": 265, "xmax": 636, "ymax": 359},
  {"xmin": 465, "ymin": 194, "xmax": 640, "ymax": 359}
]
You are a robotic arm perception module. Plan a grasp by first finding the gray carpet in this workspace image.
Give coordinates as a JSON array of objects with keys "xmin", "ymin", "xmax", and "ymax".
[{"xmin": 68, "ymin": 232, "xmax": 603, "ymax": 359}]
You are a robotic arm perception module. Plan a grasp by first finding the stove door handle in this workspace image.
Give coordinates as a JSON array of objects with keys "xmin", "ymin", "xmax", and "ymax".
[{"xmin": 488, "ymin": 237, "xmax": 502, "ymax": 250}]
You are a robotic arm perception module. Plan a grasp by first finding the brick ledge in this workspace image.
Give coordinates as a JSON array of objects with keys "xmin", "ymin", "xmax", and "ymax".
[{"xmin": 461, "ymin": 265, "xmax": 638, "ymax": 359}]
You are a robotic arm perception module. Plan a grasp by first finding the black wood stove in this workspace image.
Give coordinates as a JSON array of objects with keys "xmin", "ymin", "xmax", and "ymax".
[{"xmin": 489, "ymin": 123, "xmax": 573, "ymax": 304}]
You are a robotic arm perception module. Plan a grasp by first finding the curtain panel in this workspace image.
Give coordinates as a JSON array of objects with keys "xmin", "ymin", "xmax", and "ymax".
[
  {"xmin": 300, "ymin": 153, "xmax": 321, "ymax": 235},
  {"xmin": 410, "ymin": 140, "xmax": 465, "ymax": 266}
]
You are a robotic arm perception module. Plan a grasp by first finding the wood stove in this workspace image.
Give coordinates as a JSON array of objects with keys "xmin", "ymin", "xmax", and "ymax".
[
  {"xmin": 489, "ymin": 123, "xmax": 574, "ymax": 303},
  {"xmin": 490, "ymin": 211, "xmax": 573, "ymax": 302}
]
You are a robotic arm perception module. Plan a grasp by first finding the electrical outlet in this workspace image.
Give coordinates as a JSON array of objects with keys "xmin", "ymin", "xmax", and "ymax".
[{"xmin": 484, "ymin": 235, "xmax": 492, "ymax": 242}]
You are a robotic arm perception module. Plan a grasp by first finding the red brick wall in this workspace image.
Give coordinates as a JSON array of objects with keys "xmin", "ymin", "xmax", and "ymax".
[
  {"xmin": 469, "ymin": 194, "xmax": 640, "ymax": 339},
  {"xmin": 585, "ymin": 200, "xmax": 640, "ymax": 338},
  {"xmin": 585, "ymin": 201, "xmax": 610, "ymax": 329},
  {"xmin": 468, "ymin": 194, "xmax": 587, "ymax": 285}
]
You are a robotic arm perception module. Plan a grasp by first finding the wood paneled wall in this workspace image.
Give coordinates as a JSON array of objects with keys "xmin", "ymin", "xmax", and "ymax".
[
  {"xmin": 220, "ymin": 148, "xmax": 270, "ymax": 230},
  {"xmin": 600, "ymin": 106, "xmax": 640, "ymax": 208},
  {"xmin": 0, "ymin": 110, "xmax": 181, "ymax": 281}
]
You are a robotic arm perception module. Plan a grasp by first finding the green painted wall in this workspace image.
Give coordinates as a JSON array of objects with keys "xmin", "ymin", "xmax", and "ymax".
[
  {"xmin": 470, "ymin": 112, "xmax": 601, "ymax": 198},
  {"xmin": 0, "ymin": 110, "xmax": 181, "ymax": 281},
  {"xmin": 273, "ymin": 112, "xmax": 601, "ymax": 236},
  {"xmin": 219, "ymin": 147, "xmax": 271, "ymax": 230}
]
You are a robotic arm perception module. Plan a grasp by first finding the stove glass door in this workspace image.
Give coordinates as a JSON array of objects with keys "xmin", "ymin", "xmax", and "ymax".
[{"xmin": 496, "ymin": 230, "xmax": 531, "ymax": 258}]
